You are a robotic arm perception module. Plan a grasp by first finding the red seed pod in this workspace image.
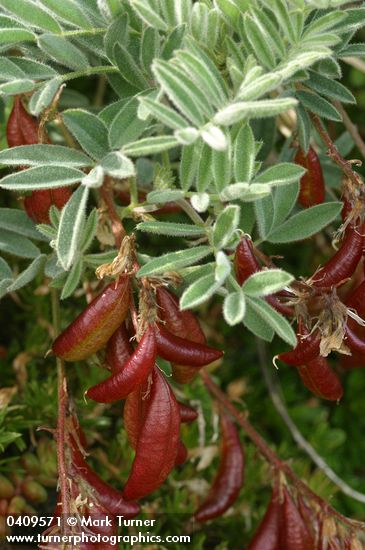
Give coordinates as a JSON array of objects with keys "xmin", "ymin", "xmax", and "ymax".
[
  {"xmin": 87, "ymin": 325, "xmax": 157, "ymax": 403},
  {"xmin": 123, "ymin": 367, "xmax": 180, "ymax": 501},
  {"xmin": 6, "ymin": 96, "xmax": 39, "ymax": 147},
  {"xmin": 194, "ymin": 412, "xmax": 244, "ymax": 522},
  {"xmin": 297, "ymin": 356, "xmax": 343, "ymax": 401},
  {"xmin": 294, "ymin": 146, "xmax": 325, "ymax": 208},
  {"xmin": 155, "ymin": 323, "xmax": 223, "ymax": 367},
  {"xmin": 345, "ymin": 325, "xmax": 365, "ymax": 356},
  {"xmin": 247, "ymin": 485, "xmax": 282, "ymax": 550},
  {"xmin": 106, "ymin": 323, "xmax": 134, "ymax": 374},
  {"xmin": 123, "ymin": 383, "xmax": 145, "ymax": 450},
  {"xmin": 311, "ymin": 223, "xmax": 365, "ymax": 289},
  {"xmin": 24, "ymin": 187, "xmax": 72, "ymax": 224},
  {"xmin": 340, "ymin": 350, "xmax": 365, "ymax": 370},
  {"xmin": 278, "ymin": 328, "xmax": 321, "ymax": 367},
  {"xmin": 175, "ymin": 441, "xmax": 188, "ymax": 466},
  {"xmin": 71, "ymin": 439, "xmax": 140, "ymax": 518},
  {"xmin": 178, "ymin": 402, "xmax": 198, "ymax": 423},
  {"xmin": 280, "ymin": 486, "xmax": 313, "ymax": 549},
  {"xmin": 52, "ymin": 278, "xmax": 130, "ymax": 361},
  {"xmin": 345, "ymin": 279, "xmax": 365, "ymax": 313}
]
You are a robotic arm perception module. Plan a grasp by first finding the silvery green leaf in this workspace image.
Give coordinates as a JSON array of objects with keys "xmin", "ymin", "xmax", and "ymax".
[
  {"xmin": 139, "ymin": 97, "xmax": 188, "ymax": 129},
  {"xmin": 113, "ymin": 43, "xmax": 149, "ymax": 90},
  {"xmin": 109, "ymin": 95, "xmax": 149, "ymax": 149},
  {"xmin": 201, "ymin": 124, "xmax": 227, "ymax": 151},
  {"xmin": 196, "ymin": 143, "xmax": 213, "ymax": 192},
  {"xmin": 180, "ymin": 141, "xmax": 202, "ymax": 190},
  {"xmin": 296, "ymin": 105, "xmax": 311, "ymax": 154},
  {"xmin": 0, "ymin": 57, "xmax": 26, "ymax": 80},
  {"xmin": 0, "ymin": 0, "xmax": 62, "ymax": 33},
  {"xmin": 242, "ymin": 269, "xmax": 294, "ymax": 297},
  {"xmin": 180, "ymin": 272, "xmax": 220, "ymax": 310},
  {"xmin": 63, "ymin": 109, "xmax": 109, "ymax": 160},
  {"xmin": 255, "ymin": 195, "xmax": 274, "ymax": 239},
  {"xmin": 213, "ymin": 205, "xmax": 240, "ymax": 249},
  {"xmin": 38, "ymin": 34, "xmax": 89, "ymax": 70},
  {"xmin": 223, "ymin": 291, "xmax": 246, "ymax": 326},
  {"xmin": 0, "ymin": 229, "xmax": 40, "ymax": 259},
  {"xmin": 8, "ymin": 57, "xmax": 57, "ymax": 79},
  {"xmin": 237, "ymin": 73, "xmax": 282, "ymax": 101},
  {"xmin": 191, "ymin": 193, "xmax": 210, "ymax": 213},
  {"xmin": 214, "ymin": 98, "xmax": 298, "ymax": 125},
  {"xmin": 130, "ymin": 0, "xmax": 168, "ymax": 31},
  {"xmin": 0, "ymin": 29, "xmax": 36, "ymax": 46},
  {"xmin": 81, "ymin": 166, "xmax": 104, "ymax": 189},
  {"xmin": 0, "ymin": 166, "xmax": 84, "ymax": 191},
  {"xmin": 38, "ymin": 0, "xmax": 93, "ymax": 29},
  {"xmin": 243, "ymin": 14, "xmax": 276, "ymax": 69},
  {"xmin": 243, "ymin": 299, "xmax": 274, "ymax": 341},
  {"xmin": 7, "ymin": 254, "xmax": 46, "ymax": 292},
  {"xmin": 123, "ymin": 136, "xmax": 179, "ymax": 157},
  {"xmin": 221, "ymin": 183, "xmax": 271, "ymax": 201},
  {"xmin": 0, "ymin": 145, "xmax": 92, "ymax": 167},
  {"xmin": 137, "ymin": 221, "xmax": 206, "ymax": 238},
  {"xmin": 296, "ymin": 91, "xmax": 342, "ymax": 122},
  {"xmin": 147, "ymin": 190, "xmax": 183, "ymax": 205},
  {"xmin": 161, "ymin": 23, "xmax": 186, "ymax": 60},
  {"xmin": 104, "ymin": 12, "xmax": 129, "ymax": 63},
  {"xmin": 84, "ymin": 250, "xmax": 117, "ymax": 268},
  {"xmin": 36, "ymin": 224, "xmax": 56, "ymax": 241},
  {"xmin": 338, "ymin": 43, "xmax": 365, "ymax": 58},
  {"xmin": 101, "ymin": 152, "xmax": 135, "ymax": 179},
  {"xmin": 0, "ymin": 278, "xmax": 13, "ymax": 299},
  {"xmin": 303, "ymin": 11, "xmax": 347, "ymax": 36},
  {"xmin": 254, "ymin": 163, "xmax": 305, "ymax": 186},
  {"xmin": 215, "ymin": 251, "xmax": 231, "ymax": 283},
  {"xmin": 234, "ymin": 124, "xmax": 255, "ymax": 182},
  {"xmin": 80, "ymin": 209, "xmax": 98, "ymax": 252},
  {"xmin": 212, "ymin": 132, "xmax": 231, "ymax": 193},
  {"xmin": 28, "ymin": 78, "xmax": 62, "ymax": 116},
  {"xmin": 0, "ymin": 208, "xmax": 46, "ymax": 241},
  {"xmin": 0, "ymin": 79, "xmax": 35, "ymax": 95},
  {"xmin": 137, "ymin": 245, "xmax": 212, "ymax": 277},
  {"xmin": 60, "ymin": 258, "xmax": 83, "ymax": 299},
  {"xmin": 246, "ymin": 296, "xmax": 297, "ymax": 346},
  {"xmin": 306, "ymin": 72, "xmax": 356, "ymax": 104},
  {"xmin": 174, "ymin": 127, "xmax": 200, "ymax": 145},
  {"xmin": 272, "ymin": 183, "xmax": 300, "ymax": 228},
  {"xmin": 56, "ymin": 186, "xmax": 89, "ymax": 270},
  {"xmin": 0, "ymin": 257, "xmax": 12, "ymax": 280}
]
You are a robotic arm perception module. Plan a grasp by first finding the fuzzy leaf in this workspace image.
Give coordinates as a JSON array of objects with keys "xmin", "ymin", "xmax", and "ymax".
[
  {"xmin": 137, "ymin": 221, "xmax": 205, "ymax": 237},
  {"xmin": 63, "ymin": 109, "xmax": 109, "ymax": 160},
  {"xmin": 213, "ymin": 205, "xmax": 240, "ymax": 249},
  {"xmin": 28, "ymin": 77, "xmax": 62, "ymax": 116},
  {"xmin": 60, "ymin": 258, "xmax": 83, "ymax": 299},
  {"xmin": 123, "ymin": 136, "xmax": 179, "ymax": 157},
  {"xmin": 0, "ymin": 166, "xmax": 84, "ymax": 191},
  {"xmin": 296, "ymin": 91, "xmax": 342, "ymax": 122},
  {"xmin": 242, "ymin": 269, "xmax": 294, "ymax": 297},
  {"xmin": 234, "ymin": 124, "xmax": 256, "ymax": 182},
  {"xmin": 137, "ymin": 246, "xmax": 212, "ymax": 277},
  {"xmin": 38, "ymin": 34, "xmax": 89, "ymax": 70},
  {"xmin": 0, "ymin": 230, "xmax": 40, "ymax": 259},
  {"xmin": 0, "ymin": 145, "xmax": 92, "ymax": 167},
  {"xmin": 223, "ymin": 291, "xmax": 246, "ymax": 326},
  {"xmin": 247, "ymin": 296, "xmax": 296, "ymax": 346},
  {"xmin": 180, "ymin": 272, "xmax": 220, "ymax": 309},
  {"xmin": 214, "ymin": 98, "xmax": 298, "ymax": 125},
  {"xmin": 101, "ymin": 152, "xmax": 135, "ymax": 178},
  {"xmin": 0, "ymin": 0, "xmax": 62, "ymax": 33},
  {"xmin": 254, "ymin": 163, "xmax": 305, "ymax": 186},
  {"xmin": 0, "ymin": 208, "xmax": 46, "ymax": 241},
  {"xmin": 7, "ymin": 254, "xmax": 46, "ymax": 292}
]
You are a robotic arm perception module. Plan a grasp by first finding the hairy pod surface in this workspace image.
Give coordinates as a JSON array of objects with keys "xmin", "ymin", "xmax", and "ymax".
[
  {"xmin": 297, "ymin": 356, "xmax": 343, "ymax": 401},
  {"xmin": 194, "ymin": 412, "xmax": 244, "ymax": 522},
  {"xmin": 295, "ymin": 146, "xmax": 325, "ymax": 208},
  {"xmin": 52, "ymin": 278, "xmax": 130, "ymax": 361},
  {"xmin": 87, "ymin": 325, "xmax": 157, "ymax": 403},
  {"xmin": 122, "ymin": 368, "xmax": 180, "ymax": 501},
  {"xmin": 106, "ymin": 323, "xmax": 134, "ymax": 374}
]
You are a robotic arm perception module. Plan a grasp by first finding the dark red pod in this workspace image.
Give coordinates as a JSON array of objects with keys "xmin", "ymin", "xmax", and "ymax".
[
  {"xmin": 297, "ymin": 356, "xmax": 343, "ymax": 401},
  {"xmin": 106, "ymin": 323, "xmax": 134, "ymax": 374},
  {"xmin": 194, "ymin": 412, "xmax": 244, "ymax": 522},
  {"xmin": 123, "ymin": 367, "xmax": 180, "ymax": 501},
  {"xmin": 278, "ymin": 328, "xmax": 321, "ymax": 367},
  {"xmin": 345, "ymin": 279, "xmax": 365, "ymax": 312},
  {"xmin": 175, "ymin": 441, "xmax": 188, "ymax": 466},
  {"xmin": 52, "ymin": 278, "xmax": 130, "ymax": 361},
  {"xmin": 155, "ymin": 323, "xmax": 223, "ymax": 367},
  {"xmin": 294, "ymin": 146, "xmax": 325, "ymax": 208},
  {"xmin": 24, "ymin": 187, "xmax": 72, "ymax": 224},
  {"xmin": 247, "ymin": 485, "xmax": 282, "ymax": 550},
  {"xmin": 71, "ymin": 440, "xmax": 140, "ymax": 518},
  {"xmin": 311, "ymin": 223, "xmax": 365, "ymax": 289},
  {"xmin": 340, "ymin": 350, "xmax": 365, "ymax": 370},
  {"xmin": 280, "ymin": 486, "xmax": 313, "ymax": 549},
  {"xmin": 6, "ymin": 96, "xmax": 39, "ymax": 147},
  {"xmin": 87, "ymin": 325, "xmax": 157, "ymax": 403},
  {"xmin": 178, "ymin": 402, "xmax": 198, "ymax": 423},
  {"xmin": 123, "ymin": 384, "xmax": 145, "ymax": 450},
  {"xmin": 344, "ymin": 325, "xmax": 365, "ymax": 356}
]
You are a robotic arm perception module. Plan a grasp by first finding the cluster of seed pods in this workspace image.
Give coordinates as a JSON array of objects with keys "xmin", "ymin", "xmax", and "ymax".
[
  {"xmin": 51, "ymin": 273, "xmax": 247, "ymax": 519},
  {"xmin": 6, "ymin": 96, "xmax": 71, "ymax": 223}
]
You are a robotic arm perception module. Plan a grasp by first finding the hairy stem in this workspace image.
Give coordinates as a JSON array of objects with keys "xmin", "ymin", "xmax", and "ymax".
[{"xmin": 176, "ymin": 198, "xmax": 205, "ymax": 226}]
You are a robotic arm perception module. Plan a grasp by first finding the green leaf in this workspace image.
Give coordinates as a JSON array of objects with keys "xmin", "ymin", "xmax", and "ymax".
[
  {"xmin": 7, "ymin": 255, "xmax": 46, "ymax": 292},
  {"xmin": 332, "ymin": 8, "xmax": 365, "ymax": 34},
  {"xmin": 0, "ymin": 145, "xmax": 92, "ymax": 167},
  {"xmin": 201, "ymin": 124, "xmax": 227, "ymax": 152},
  {"xmin": 0, "ymin": 230, "xmax": 40, "ymax": 259},
  {"xmin": 63, "ymin": 109, "xmax": 109, "ymax": 160},
  {"xmin": 0, "ymin": 278, "xmax": 13, "ymax": 299},
  {"xmin": 109, "ymin": 95, "xmax": 148, "ymax": 149},
  {"xmin": 38, "ymin": 0, "xmax": 93, "ymax": 29},
  {"xmin": 140, "ymin": 27, "xmax": 160, "ymax": 77},
  {"xmin": 223, "ymin": 290, "xmax": 246, "ymax": 326},
  {"xmin": 60, "ymin": 258, "xmax": 83, "ymax": 299},
  {"xmin": 0, "ymin": 208, "xmax": 46, "ymax": 241},
  {"xmin": 213, "ymin": 205, "xmax": 240, "ymax": 249},
  {"xmin": 8, "ymin": 57, "xmax": 57, "ymax": 79},
  {"xmin": 123, "ymin": 136, "xmax": 179, "ymax": 157},
  {"xmin": 80, "ymin": 209, "xmax": 98, "ymax": 252},
  {"xmin": 221, "ymin": 183, "xmax": 271, "ymax": 202},
  {"xmin": 196, "ymin": 143, "xmax": 213, "ymax": 192},
  {"xmin": 338, "ymin": 43, "xmax": 365, "ymax": 58},
  {"xmin": 137, "ymin": 246, "xmax": 212, "ymax": 277},
  {"xmin": 38, "ymin": 34, "xmax": 89, "ymax": 71},
  {"xmin": 215, "ymin": 250, "xmax": 231, "ymax": 284},
  {"xmin": 247, "ymin": 296, "xmax": 297, "ymax": 346},
  {"xmin": 101, "ymin": 152, "xmax": 135, "ymax": 178},
  {"xmin": 161, "ymin": 23, "xmax": 186, "ymax": 60},
  {"xmin": 0, "ymin": 28, "xmax": 36, "ymax": 45},
  {"xmin": 0, "ymin": 166, "xmax": 84, "ymax": 191},
  {"xmin": 139, "ymin": 97, "xmax": 188, "ymax": 130},
  {"xmin": 0, "ymin": 257, "xmax": 12, "ymax": 279},
  {"xmin": 137, "ymin": 221, "xmax": 206, "ymax": 238},
  {"xmin": 81, "ymin": 166, "xmax": 104, "ymax": 189},
  {"xmin": 272, "ymin": 183, "xmax": 300, "ymax": 228},
  {"xmin": 238, "ymin": 72, "xmax": 282, "ymax": 102},
  {"xmin": 212, "ymin": 134, "xmax": 231, "ymax": 192},
  {"xmin": 190, "ymin": 192, "xmax": 210, "ymax": 212},
  {"xmin": 234, "ymin": 124, "xmax": 256, "ymax": 182},
  {"xmin": 296, "ymin": 105, "xmax": 311, "ymax": 154},
  {"xmin": 254, "ymin": 163, "xmax": 305, "ymax": 186},
  {"xmin": 242, "ymin": 269, "xmax": 294, "ymax": 297},
  {"xmin": 0, "ymin": 79, "xmax": 35, "ymax": 95},
  {"xmin": 104, "ymin": 12, "xmax": 129, "ymax": 63},
  {"xmin": 56, "ymin": 186, "xmax": 89, "ymax": 270},
  {"xmin": 28, "ymin": 77, "xmax": 62, "ymax": 116},
  {"xmin": 113, "ymin": 43, "xmax": 149, "ymax": 90},
  {"xmin": 268, "ymin": 202, "xmax": 343, "ymax": 243},
  {"xmin": 130, "ymin": 0, "xmax": 168, "ymax": 31},
  {"xmin": 179, "ymin": 142, "xmax": 202, "ymax": 191},
  {"xmin": 303, "ymin": 11, "xmax": 348, "ymax": 37},
  {"xmin": 0, "ymin": 57, "xmax": 26, "ymax": 80},
  {"xmin": 296, "ymin": 91, "xmax": 342, "ymax": 122},
  {"xmin": 0, "ymin": 0, "xmax": 62, "ymax": 33},
  {"xmin": 214, "ymin": 98, "xmax": 298, "ymax": 125},
  {"xmin": 307, "ymin": 72, "xmax": 355, "ymax": 104},
  {"xmin": 175, "ymin": 127, "xmax": 199, "ymax": 146},
  {"xmin": 147, "ymin": 190, "xmax": 184, "ymax": 204},
  {"xmin": 242, "ymin": 299, "xmax": 274, "ymax": 342},
  {"xmin": 255, "ymin": 195, "xmax": 274, "ymax": 239},
  {"xmin": 243, "ymin": 14, "xmax": 276, "ymax": 69},
  {"xmin": 180, "ymin": 272, "xmax": 220, "ymax": 309}
]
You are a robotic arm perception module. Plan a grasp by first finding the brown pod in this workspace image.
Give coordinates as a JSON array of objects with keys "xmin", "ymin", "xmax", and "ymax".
[
  {"xmin": 279, "ymin": 486, "xmax": 313, "ymax": 549},
  {"xmin": 248, "ymin": 485, "xmax": 283, "ymax": 549}
]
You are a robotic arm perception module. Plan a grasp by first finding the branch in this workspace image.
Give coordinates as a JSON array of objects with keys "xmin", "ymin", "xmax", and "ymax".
[
  {"xmin": 100, "ymin": 178, "xmax": 126, "ymax": 248},
  {"xmin": 256, "ymin": 338, "xmax": 365, "ymax": 504}
]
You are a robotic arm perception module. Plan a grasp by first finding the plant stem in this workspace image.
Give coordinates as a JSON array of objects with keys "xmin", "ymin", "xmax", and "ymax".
[
  {"xmin": 200, "ymin": 369, "xmax": 365, "ymax": 531},
  {"xmin": 100, "ymin": 179, "xmax": 126, "ymax": 247},
  {"xmin": 51, "ymin": 288, "xmax": 70, "ymax": 525},
  {"xmin": 129, "ymin": 176, "xmax": 139, "ymax": 206},
  {"xmin": 176, "ymin": 198, "xmax": 205, "ymax": 226}
]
